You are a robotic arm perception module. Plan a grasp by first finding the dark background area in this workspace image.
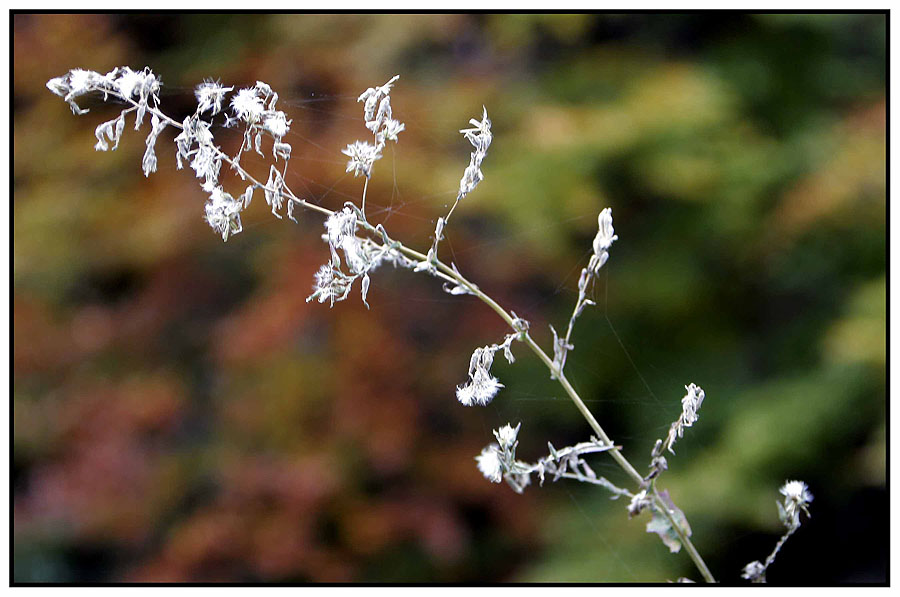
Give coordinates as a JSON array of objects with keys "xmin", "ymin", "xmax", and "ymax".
[{"xmin": 13, "ymin": 13, "xmax": 886, "ymax": 583}]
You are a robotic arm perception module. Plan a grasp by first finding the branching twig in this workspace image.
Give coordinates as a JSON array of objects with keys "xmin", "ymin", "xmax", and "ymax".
[{"xmin": 47, "ymin": 66, "xmax": 717, "ymax": 583}]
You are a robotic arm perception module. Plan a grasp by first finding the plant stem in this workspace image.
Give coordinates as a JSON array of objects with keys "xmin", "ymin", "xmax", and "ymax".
[
  {"xmin": 125, "ymin": 93, "xmax": 714, "ymax": 581},
  {"xmin": 416, "ymin": 251, "xmax": 716, "ymax": 583},
  {"xmin": 360, "ymin": 177, "xmax": 369, "ymax": 220},
  {"xmin": 445, "ymin": 193, "xmax": 462, "ymax": 223},
  {"xmin": 760, "ymin": 523, "xmax": 798, "ymax": 577},
  {"xmin": 650, "ymin": 488, "xmax": 716, "ymax": 583}
]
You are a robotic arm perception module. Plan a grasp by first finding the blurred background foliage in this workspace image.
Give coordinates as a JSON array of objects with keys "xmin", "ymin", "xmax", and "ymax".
[{"xmin": 13, "ymin": 13, "xmax": 885, "ymax": 583}]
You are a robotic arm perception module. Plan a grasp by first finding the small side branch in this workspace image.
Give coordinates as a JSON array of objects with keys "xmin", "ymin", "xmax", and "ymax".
[{"xmin": 742, "ymin": 481, "xmax": 813, "ymax": 583}]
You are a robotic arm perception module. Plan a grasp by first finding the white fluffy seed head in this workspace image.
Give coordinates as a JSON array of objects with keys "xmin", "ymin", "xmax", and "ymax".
[
  {"xmin": 780, "ymin": 480, "xmax": 813, "ymax": 504},
  {"xmin": 342, "ymin": 141, "xmax": 382, "ymax": 178},
  {"xmin": 231, "ymin": 87, "xmax": 265, "ymax": 123},
  {"xmin": 475, "ymin": 445, "xmax": 503, "ymax": 483},
  {"xmin": 493, "ymin": 423, "xmax": 520, "ymax": 450},
  {"xmin": 196, "ymin": 80, "xmax": 233, "ymax": 115}
]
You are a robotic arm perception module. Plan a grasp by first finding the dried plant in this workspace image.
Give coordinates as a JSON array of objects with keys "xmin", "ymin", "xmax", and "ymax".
[
  {"xmin": 741, "ymin": 481, "xmax": 814, "ymax": 583},
  {"xmin": 46, "ymin": 66, "xmax": 814, "ymax": 583}
]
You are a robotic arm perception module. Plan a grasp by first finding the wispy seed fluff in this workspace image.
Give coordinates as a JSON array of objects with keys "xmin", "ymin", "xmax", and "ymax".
[
  {"xmin": 203, "ymin": 186, "xmax": 243, "ymax": 242},
  {"xmin": 195, "ymin": 79, "xmax": 233, "ymax": 115},
  {"xmin": 456, "ymin": 333, "xmax": 518, "ymax": 407},
  {"xmin": 342, "ymin": 75, "xmax": 404, "ymax": 180},
  {"xmin": 456, "ymin": 345, "xmax": 504, "ymax": 406},
  {"xmin": 493, "ymin": 423, "xmax": 520, "ymax": 451},
  {"xmin": 342, "ymin": 140, "xmax": 382, "ymax": 178},
  {"xmin": 475, "ymin": 445, "xmax": 504, "ymax": 483},
  {"xmin": 779, "ymin": 480, "xmax": 813, "ymax": 529}
]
